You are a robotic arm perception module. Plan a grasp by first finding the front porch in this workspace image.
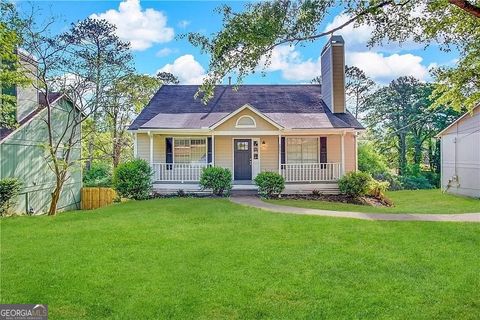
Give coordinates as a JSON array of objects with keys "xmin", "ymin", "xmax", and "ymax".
[
  {"xmin": 134, "ymin": 130, "xmax": 356, "ymax": 194},
  {"xmin": 151, "ymin": 162, "xmax": 342, "ymax": 184}
]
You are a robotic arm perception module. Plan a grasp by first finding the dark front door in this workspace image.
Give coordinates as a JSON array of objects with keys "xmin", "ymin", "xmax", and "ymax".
[{"xmin": 234, "ymin": 139, "xmax": 252, "ymax": 180}]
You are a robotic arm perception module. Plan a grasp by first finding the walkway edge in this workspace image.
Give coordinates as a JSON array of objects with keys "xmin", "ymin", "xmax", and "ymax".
[{"xmin": 230, "ymin": 197, "xmax": 480, "ymax": 222}]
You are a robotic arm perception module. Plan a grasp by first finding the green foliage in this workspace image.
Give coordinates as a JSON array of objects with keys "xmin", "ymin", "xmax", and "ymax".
[
  {"xmin": 358, "ymin": 142, "xmax": 389, "ymax": 176},
  {"xmin": 83, "ymin": 163, "xmax": 112, "ymax": 187},
  {"xmin": 373, "ymin": 173, "xmax": 403, "ymax": 191},
  {"xmin": 338, "ymin": 172, "xmax": 373, "ymax": 197},
  {"xmin": 113, "ymin": 159, "xmax": 152, "ymax": 200},
  {"xmin": 0, "ymin": 178, "xmax": 22, "ymax": 216},
  {"xmin": 0, "ymin": 2, "xmax": 30, "ymax": 129},
  {"xmin": 187, "ymin": 1, "xmax": 479, "ymax": 110},
  {"xmin": 199, "ymin": 166, "xmax": 232, "ymax": 196},
  {"xmin": 399, "ymin": 175, "xmax": 433, "ymax": 190},
  {"xmin": 254, "ymin": 171, "xmax": 285, "ymax": 198},
  {"xmin": 368, "ymin": 179, "xmax": 390, "ymax": 199}
]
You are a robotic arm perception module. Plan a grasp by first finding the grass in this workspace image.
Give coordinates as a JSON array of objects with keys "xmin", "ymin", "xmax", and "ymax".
[
  {"xmin": 266, "ymin": 189, "xmax": 480, "ymax": 214},
  {"xmin": 1, "ymin": 198, "xmax": 479, "ymax": 319}
]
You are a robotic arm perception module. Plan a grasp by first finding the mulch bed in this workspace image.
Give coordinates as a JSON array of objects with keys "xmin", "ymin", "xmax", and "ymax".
[{"xmin": 277, "ymin": 194, "xmax": 393, "ymax": 207}]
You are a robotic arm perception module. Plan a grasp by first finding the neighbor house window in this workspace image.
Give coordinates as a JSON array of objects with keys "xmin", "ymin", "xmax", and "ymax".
[
  {"xmin": 286, "ymin": 138, "xmax": 318, "ymax": 163},
  {"xmin": 173, "ymin": 138, "xmax": 207, "ymax": 163},
  {"xmin": 235, "ymin": 115, "xmax": 256, "ymax": 128}
]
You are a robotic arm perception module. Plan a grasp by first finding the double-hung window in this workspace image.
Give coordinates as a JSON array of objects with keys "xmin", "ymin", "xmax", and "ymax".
[
  {"xmin": 173, "ymin": 138, "xmax": 207, "ymax": 164},
  {"xmin": 286, "ymin": 138, "xmax": 318, "ymax": 164}
]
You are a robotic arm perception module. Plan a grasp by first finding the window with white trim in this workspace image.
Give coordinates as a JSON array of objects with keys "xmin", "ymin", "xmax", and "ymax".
[
  {"xmin": 235, "ymin": 115, "xmax": 256, "ymax": 128},
  {"xmin": 286, "ymin": 138, "xmax": 318, "ymax": 163},
  {"xmin": 173, "ymin": 138, "xmax": 207, "ymax": 163}
]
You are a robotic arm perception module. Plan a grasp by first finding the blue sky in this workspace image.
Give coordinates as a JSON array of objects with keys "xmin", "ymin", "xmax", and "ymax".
[{"xmin": 18, "ymin": 0, "xmax": 458, "ymax": 85}]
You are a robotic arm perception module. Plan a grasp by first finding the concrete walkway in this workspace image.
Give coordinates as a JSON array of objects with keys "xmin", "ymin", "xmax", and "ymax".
[{"xmin": 230, "ymin": 196, "xmax": 480, "ymax": 222}]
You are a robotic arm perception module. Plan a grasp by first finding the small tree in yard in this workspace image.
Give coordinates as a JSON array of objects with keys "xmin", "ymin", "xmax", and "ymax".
[
  {"xmin": 113, "ymin": 159, "xmax": 152, "ymax": 200},
  {"xmin": 7, "ymin": 6, "xmax": 133, "ymax": 214},
  {"xmin": 254, "ymin": 172, "xmax": 285, "ymax": 198},
  {"xmin": 199, "ymin": 167, "xmax": 232, "ymax": 196}
]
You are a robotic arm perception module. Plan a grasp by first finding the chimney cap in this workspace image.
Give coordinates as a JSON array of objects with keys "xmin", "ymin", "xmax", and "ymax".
[{"xmin": 321, "ymin": 35, "xmax": 344, "ymax": 55}]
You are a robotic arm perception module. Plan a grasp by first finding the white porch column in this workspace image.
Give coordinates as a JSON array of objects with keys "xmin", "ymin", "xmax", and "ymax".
[
  {"xmin": 133, "ymin": 132, "xmax": 138, "ymax": 158},
  {"xmin": 278, "ymin": 134, "xmax": 282, "ymax": 174},
  {"xmin": 211, "ymin": 134, "xmax": 215, "ymax": 166},
  {"xmin": 341, "ymin": 131, "xmax": 345, "ymax": 176},
  {"xmin": 149, "ymin": 131, "xmax": 154, "ymax": 165}
]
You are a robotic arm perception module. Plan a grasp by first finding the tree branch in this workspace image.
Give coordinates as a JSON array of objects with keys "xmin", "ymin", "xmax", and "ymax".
[{"xmin": 448, "ymin": 0, "xmax": 480, "ymax": 18}]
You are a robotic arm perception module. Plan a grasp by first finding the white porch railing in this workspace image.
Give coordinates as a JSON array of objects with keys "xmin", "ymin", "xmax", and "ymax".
[
  {"xmin": 280, "ymin": 163, "xmax": 341, "ymax": 182},
  {"xmin": 152, "ymin": 163, "xmax": 209, "ymax": 182}
]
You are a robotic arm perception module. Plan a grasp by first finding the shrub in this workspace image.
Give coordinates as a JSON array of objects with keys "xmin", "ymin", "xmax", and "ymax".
[
  {"xmin": 199, "ymin": 166, "xmax": 232, "ymax": 196},
  {"xmin": 338, "ymin": 171, "xmax": 373, "ymax": 197},
  {"xmin": 0, "ymin": 178, "xmax": 22, "ymax": 216},
  {"xmin": 358, "ymin": 142, "xmax": 389, "ymax": 176},
  {"xmin": 400, "ymin": 175, "xmax": 433, "ymax": 190},
  {"xmin": 113, "ymin": 159, "xmax": 153, "ymax": 200},
  {"xmin": 254, "ymin": 172, "xmax": 285, "ymax": 198},
  {"xmin": 373, "ymin": 172, "xmax": 403, "ymax": 191},
  {"xmin": 421, "ymin": 171, "xmax": 440, "ymax": 188},
  {"xmin": 368, "ymin": 179, "xmax": 390, "ymax": 198},
  {"xmin": 83, "ymin": 163, "xmax": 112, "ymax": 187}
]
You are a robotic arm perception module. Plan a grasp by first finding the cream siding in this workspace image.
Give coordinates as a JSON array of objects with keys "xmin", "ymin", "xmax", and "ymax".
[
  {"xmin": 214, "ymin": 108, "xmax": 279, "ymax": 131},
  {"xmin": 136, "ymin": 131, "xmax": 356, "ymax": 176}
]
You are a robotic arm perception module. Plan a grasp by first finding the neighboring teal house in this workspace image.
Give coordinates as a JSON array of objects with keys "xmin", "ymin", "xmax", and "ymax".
[{"xmin": 0, "ymin": 51, "xmax": 82, "ymax": 214}]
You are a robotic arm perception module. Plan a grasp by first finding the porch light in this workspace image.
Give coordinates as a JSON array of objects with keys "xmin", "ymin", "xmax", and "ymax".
[{"xmin": 262, "ymin": 140, "xmax": 266, "ymax": 145}]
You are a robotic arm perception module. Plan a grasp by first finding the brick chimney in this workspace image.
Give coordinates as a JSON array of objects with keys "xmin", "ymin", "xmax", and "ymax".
[{"xmin": 321, "ymin": 35, "xmax": 345, "ymax": 113}]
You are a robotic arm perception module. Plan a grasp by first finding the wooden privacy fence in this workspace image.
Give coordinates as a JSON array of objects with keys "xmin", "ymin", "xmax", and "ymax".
[{"xmin": 81, "ymin": 187, "xmax": 116, "ymax": 210}]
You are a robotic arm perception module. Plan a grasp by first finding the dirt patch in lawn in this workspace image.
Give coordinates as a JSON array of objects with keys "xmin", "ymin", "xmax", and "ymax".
[{"xmin": 277, "ymin": 194, "xmax": 393, "ymax": 207}]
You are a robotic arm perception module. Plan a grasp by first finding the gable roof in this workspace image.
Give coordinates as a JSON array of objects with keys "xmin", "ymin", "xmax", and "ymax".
[
  {"xmin": 129, "ymin": 85, "xmax": 364, "ymax": 131},
  {"xmin": 0, "ymin": 93, "xmax": 75, "ymax": 143},
  {"xmin": 209, "ymin": 104, "xmax": 284, "ymax": 130},
  {"xmin": 436, "ymin": 104, "xmax": 479, "ymax": 137}
]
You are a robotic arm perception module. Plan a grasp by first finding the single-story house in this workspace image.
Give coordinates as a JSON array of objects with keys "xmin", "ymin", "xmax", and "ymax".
[
  {"xmin": 128, "ymin": 35, "xmax": 364, "ymax": 193},
  {"xmin": 436, "ymin": 105, "xmax": 480, "ymax": 198},
  {"xmin": 0, "ymin": 50, "xmax": 82, "ymax": 213}
]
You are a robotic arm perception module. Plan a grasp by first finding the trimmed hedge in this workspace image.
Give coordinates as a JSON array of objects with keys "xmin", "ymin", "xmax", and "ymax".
[
  {"xmin": 113, "ymin": 159, "xmax": 153, "ymax": 200},
  {"xmin": 338, "ymin": 172, "xmax": 373, "ymax": 197},
  {"xmin": 254, "ymin": 171, "xmax": 285, "ymax": 198},
  {"xmin": 199, "ymin": 166, "xmax": 232, "ymax": 196},
  {"xmin": 83, "ymin": 163, "xmax": 112, "ymax": 187}
]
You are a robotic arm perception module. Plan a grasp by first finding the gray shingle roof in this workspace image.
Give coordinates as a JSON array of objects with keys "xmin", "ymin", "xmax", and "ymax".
[{"xmin": 129, "ymin": 85, "xmax": 364, "ymax": 130}]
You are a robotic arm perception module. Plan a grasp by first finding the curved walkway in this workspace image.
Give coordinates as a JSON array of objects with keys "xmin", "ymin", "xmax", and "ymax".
[{"xmin": 230, "ymin": 196, "xmax": 480, "ymax": 222}]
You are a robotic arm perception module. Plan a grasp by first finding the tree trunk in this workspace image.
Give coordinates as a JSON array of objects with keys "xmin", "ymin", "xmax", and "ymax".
[
  {"xmin": 413, "ymin": 139, "xmax": 423, "ymax": 165},
  {"xmin": 48, "ymin": 177, "xmax": 65, "ymax": 215},
  {"xmin": 398, "ymin": 133, "xmax": 407, "ymax": 175}
]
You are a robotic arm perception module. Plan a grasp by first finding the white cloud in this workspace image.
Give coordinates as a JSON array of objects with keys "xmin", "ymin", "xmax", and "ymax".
[
  {"xmin": 260, "ymin": 45, "xmax": 321, "ymax": 81},
  {"xmin": 157, "ymin": 54, "xmax": 206, "ymax": 84},
  {"xmin": 178, "ymin": 20, "xmax": 190, "ymax": 29},
  {"xmin": 324, "ymin": 14, "xmax": 373, "ymax": 50},
  {"xmin": 259, "ymin": 44, "xmax": 430, "ymax": 83},
  {"xmin": 90, "ymin": 0, "xmax": 174, "ymax": 51},
  {"xmin": 324, "ymin": 13, "xmax": 422, "ymax": 52},
  {"xmin": 156, "ymin": 48, "xmax": 175, "ymax": 57},
  {"xmin": 347, "ymin": 51, "xmax": 429, "ymax": 82}
]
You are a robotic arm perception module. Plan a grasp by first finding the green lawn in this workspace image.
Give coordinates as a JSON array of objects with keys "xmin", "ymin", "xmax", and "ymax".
[
  {"xmin": 1, "ymin": 198, "xmax": 479, "ymax": 319},
  {"xmin": 266, "ymin": 189, "xmax": 480, "ymax": 214}
]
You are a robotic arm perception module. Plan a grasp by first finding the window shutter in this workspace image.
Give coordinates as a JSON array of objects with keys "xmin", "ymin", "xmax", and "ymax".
[
  {"xmin": 207, "ymin": 137, "xmax": 212, "ymax": 164},
  {"xmin": 166, "ymin": 137, "xmax": 173, "ymax": 163},
  {"xmin": 281, "ymin": 137, "xmax": 286, "ymax": 164},
  {"xmin": 320, "ymin": 137, "xmax": 327, "ymax": 163}
]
